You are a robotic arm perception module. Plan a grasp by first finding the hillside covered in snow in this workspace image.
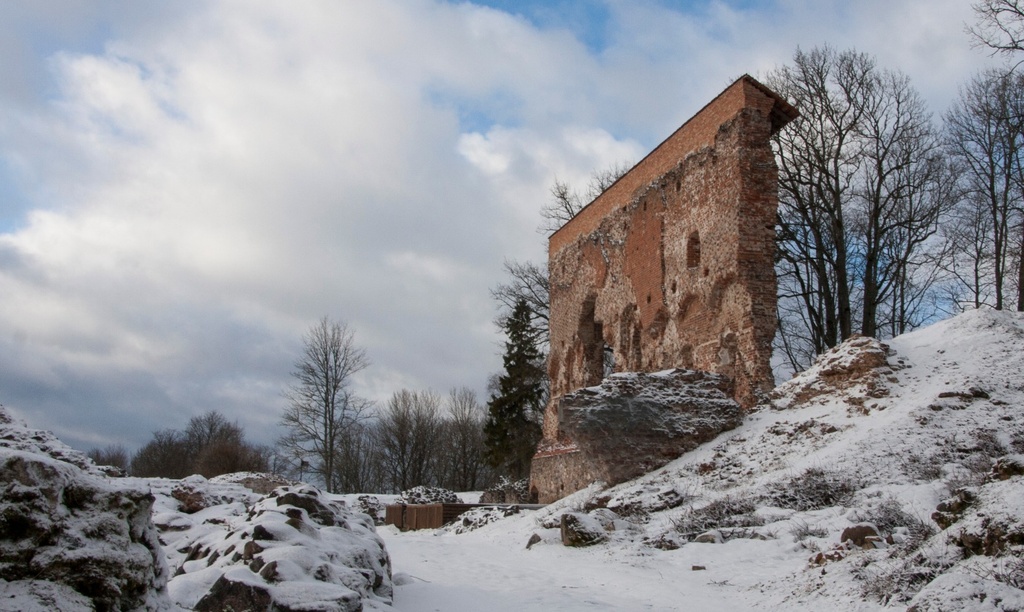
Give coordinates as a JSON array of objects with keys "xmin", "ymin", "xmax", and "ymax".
[
  {"xmin": 383, "ymin": 309, "xmax": 1024, "ymax": 611},
  {"xmin": 0, "ymin": 308, "xmax": 1022, "ymax": 611}
]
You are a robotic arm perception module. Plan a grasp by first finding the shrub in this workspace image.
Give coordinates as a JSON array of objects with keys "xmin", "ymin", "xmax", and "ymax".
[
  {"xmin": 672, "ymin": 496, "xmax": 764, "ymax": 541},
  {"xmin": 857, "ymin": 545, "xmax": 959, "ymax": 604},
  {"xmin": 767, "ymin": 467, "xmax": 860, "ymax": 511},
  {"xmin": 789, "ymin": 519, "xmax": 829, "ymax": 541},
  {"xmin": 865, "ymin": 497, "xmax": 935, "ymax": 550}
]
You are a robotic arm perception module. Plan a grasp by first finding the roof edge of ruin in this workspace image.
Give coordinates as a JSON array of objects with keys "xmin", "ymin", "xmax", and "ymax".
[{"xmin": 548, "ymin": 74, "xmax": 796, "ymax": 252}]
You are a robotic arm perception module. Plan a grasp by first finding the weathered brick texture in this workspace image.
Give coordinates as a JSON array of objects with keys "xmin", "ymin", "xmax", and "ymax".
[{"xmin": 531, "ymin": 75, "xmax": 797, "ymax": 503}]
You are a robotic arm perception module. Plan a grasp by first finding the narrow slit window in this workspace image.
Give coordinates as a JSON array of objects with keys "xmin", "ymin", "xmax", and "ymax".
[{"xmin": 687, "ymin": 231, "xmax": 701, "ymax": 269}]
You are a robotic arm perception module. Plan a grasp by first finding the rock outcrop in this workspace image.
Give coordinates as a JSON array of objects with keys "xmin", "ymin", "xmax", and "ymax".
[
  {"xmin": 771, "ymin": 335, "xmax": 902, "ymax": 411},
  {"xmin": 0, "ymin": 406, "xmax": 169, "ymax": 610}
]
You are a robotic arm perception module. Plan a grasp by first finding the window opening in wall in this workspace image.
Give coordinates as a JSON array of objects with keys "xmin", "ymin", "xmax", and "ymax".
[
  {"xmin": 578, "ymin": 296, "xmax": 605, "ymax": 387},
  {"xmin": 687, "ymin": 231, "xmax": 701, "ymax": 269},
  {"xmin": 602, "ymin": 344, "xmax": 615, "ymax": 378}
]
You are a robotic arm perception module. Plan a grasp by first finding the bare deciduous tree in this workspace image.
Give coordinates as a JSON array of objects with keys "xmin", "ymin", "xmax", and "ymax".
[
  {"xmin": 128, "ymin": 411, "xmax": 267, "ymax": 478},
  {"xmin": 374, "ymin": 389, "xmax": 442, "ymax": 492},
  {"xmin": 767, "ymin": 46, "xmax": 952, "ymax": 372},
  {"xmin": 944, "ymin": 68, "xmax": 1024, "ymax": 311},
  {"xmin": 970, "ymin": 0, "xmax": 1024, "ymax": 57},
  {"xmin": 87, "ymin": 444, "xmax": 130, "ymax": 472},
  {"xmin": 491, "ymin": 259, "xmax": 550, "ymax": 347},
  {"xmin": 129, "ymin": 429, "xmax": 191, "ymax": 478},
  {"xmin": 438, "ymin": 387, "xmax": 490, "ymax": 491},
  {"xmin": 279, "ymin": 317, "xmax": 372, "ymax": 493},
  {"xmin": 538, "ymin": 161, "xmax": 632, "ymax": 235}
]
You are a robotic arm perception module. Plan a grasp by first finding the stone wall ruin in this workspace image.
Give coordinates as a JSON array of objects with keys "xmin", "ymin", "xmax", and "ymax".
[{"xmin": 531, "ymin": 75, "xmax": 797, "ymax": 503}]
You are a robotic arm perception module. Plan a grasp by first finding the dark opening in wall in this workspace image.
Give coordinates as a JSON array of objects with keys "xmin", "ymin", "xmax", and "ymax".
[
  {"xmin": 687, "ymin": 231, "xmax": 701, "ymax": 269},
  {"xmin": 578, "ymin": 295, "xmax": 605, "ymax": 387}
]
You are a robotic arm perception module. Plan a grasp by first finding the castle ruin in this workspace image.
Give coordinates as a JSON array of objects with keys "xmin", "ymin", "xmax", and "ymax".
[{"xmin": 530, "ymin": 75, "xmax": 798, "ymax": 503}]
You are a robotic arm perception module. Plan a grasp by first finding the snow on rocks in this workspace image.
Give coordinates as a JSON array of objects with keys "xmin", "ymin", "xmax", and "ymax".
[
  {"xmin": 208, "ymin": 471, "xmax": 294, "ymax": 494},
  {"xmin": 770, "ymin": 335, "xmax": 903, "ymax": 411},
  {"xmin": 0, "ymin": 404, "xmax": 105, "ymax": 476},
  {"xmin": 480, "ymin": 477, "xmax": 531, "ymax": 503},
  {"xmin": 560, "ymin": 511, "xmax": 609, "ymax": 547},
  {"xmin": 168, "ymin": 484, "xmax": 392, "ymax": 611},
  {"xmin": 0, "ymin": 406, "xmax": 170, "ymax": 611},
  {"xmin": 396, "ymin": 486, "xmax": 459, "ymax": 505},
  {"xmin": 906, "ymin": 573, "xmax": 1024, "ymax": 612},
  {"xmin": 555, "ymin": 368, "xmax": 743, "ymax": 488},
  {"xmin": 442, "ymin": 505, "xmax": 522, "ymax": 535}
]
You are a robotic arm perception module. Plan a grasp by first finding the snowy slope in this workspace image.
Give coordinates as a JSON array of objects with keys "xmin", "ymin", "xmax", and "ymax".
[{"xmin": 382, "ymin": 309, "xmax": 1024, "ymax": 611}]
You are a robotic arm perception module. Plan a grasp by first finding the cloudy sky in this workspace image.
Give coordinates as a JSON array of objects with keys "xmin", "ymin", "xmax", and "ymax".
[{"xmin": 0, "ymin": 0, "xmax": 1002, "ymax": 452}]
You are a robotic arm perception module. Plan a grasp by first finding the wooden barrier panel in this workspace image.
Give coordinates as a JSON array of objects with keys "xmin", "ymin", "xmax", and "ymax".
[
  {"xmin": 408, "ymin": 504, "xmax": 443, "ymax": 530},
  {"xmin": 384, "ymin": 504, "xmax": 405, "ymax": 529},
  {"xmin": 384, "ymin": 503, "xmax": 546, "ymax": 531}
]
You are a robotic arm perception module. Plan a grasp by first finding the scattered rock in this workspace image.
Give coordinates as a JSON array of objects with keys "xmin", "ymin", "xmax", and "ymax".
[
  {"xmin": 840, "ymin": 523, "xmax": 881, "ymax": 548},
  {"xmin": 0, "ymin": 407, "xmax": 105, "ymax": 476},
  {"xmin": 481, "ymin": 477, "xmax": 534, "ymax": 504},
  {"xmin": 209, "ymin": 471, "xmax": 293, "ymax": 495},
  {"xmin": 694, "ymin": 530, "xmax": 723, "ymax": 544},
  {"xmin": 932, "ymin": 488, "xmax": 977, "ymax": 530},
  {"xmin": 355, "ymin": 495, "xmax": 386, "ymax": 525},
  {"xmin": 988, "ymin": 455, "xmax": 1024, "ymax": 482},
  {"xmin": 907, "ymin": 573, "xmax": 1024, "ymax": 612},
  {"xmin": 443, "ymin": 505, "xmax": 522, "ymax": 535},
  {"xmin": 772, "ymin": 336, "xmax": 900, "ymax": 410},
  {"xmin": 526, "ymin": 533, "xmax": 542, "ymax": 549},
  {"xmin": 809, "ymin": 544, "xmax": 850, "ymax": 566},
  {"xmin": 0, "ymin": 579, "xmax": 95, "ymax": 611},
  {"xmin": 195, "ymin": 574, "xmax": 274, "ymax": 612}
]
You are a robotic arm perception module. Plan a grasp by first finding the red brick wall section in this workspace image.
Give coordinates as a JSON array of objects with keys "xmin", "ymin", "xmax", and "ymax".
[{"xmin": 532, "ymin": 75, "xmax": 796, "ymax": 503}]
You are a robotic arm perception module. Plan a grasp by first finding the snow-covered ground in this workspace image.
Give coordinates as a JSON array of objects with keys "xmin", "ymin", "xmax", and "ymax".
[{"xmin": 377, "ymin": 309, "xmax": 1024, "ymax": 611}]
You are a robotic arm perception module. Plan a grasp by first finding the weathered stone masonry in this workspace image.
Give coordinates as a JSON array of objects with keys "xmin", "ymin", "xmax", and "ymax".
[{"xmin": 531, "ymin": 75, "xmax": 797, "ymax": 503}]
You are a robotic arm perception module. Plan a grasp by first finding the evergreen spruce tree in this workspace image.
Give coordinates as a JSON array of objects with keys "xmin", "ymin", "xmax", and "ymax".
[{"xmin": 484, "ymin": 299, "xmax": 545, "ymax": 479}]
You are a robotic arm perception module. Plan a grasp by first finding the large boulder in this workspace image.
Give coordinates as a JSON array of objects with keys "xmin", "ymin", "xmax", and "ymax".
[
  {"xmin": 172, "ymin": 484, "xmax": 392, "ymax": 611},
  {"xmin": 560, "ymin": 512, "xmax": 608, "ymax": 547},
  {"xmin": 556, "ymin": 369, "xmax": 743, "ymax": 487},
  {"xmin": 0, "ymin": 407, "xmax": 169, "ymax": 610}
]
